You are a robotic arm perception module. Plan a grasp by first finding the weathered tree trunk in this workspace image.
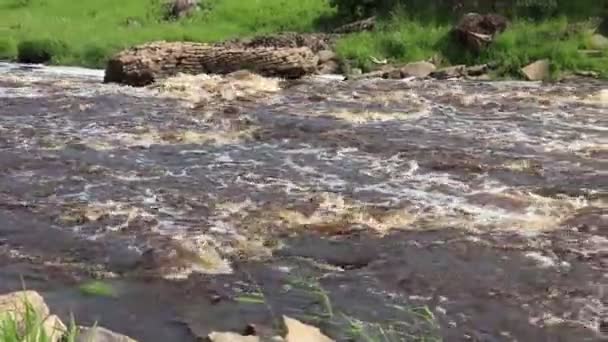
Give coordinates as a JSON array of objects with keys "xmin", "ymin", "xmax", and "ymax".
[{"xmin": 104, "ymin": 41, "xmax": 319, "ymax": 86}]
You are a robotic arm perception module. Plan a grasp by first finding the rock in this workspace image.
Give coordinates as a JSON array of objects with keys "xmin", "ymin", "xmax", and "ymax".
[
  {"xmin": 349, "ymin": 68, "xmax": 363, "ymax": 77},
  {"xmin": 589, "ymin": 34, "xmax": 608, "ymax": 50},
  {"xmin": 317, "ymin": 60, "xmax": 340, "ymax": 74},
  {"xmin": 104, "ymin": 41, "xmax": 319, "ymax": 86},
  {"xmin": 77, "ymin": 326, "xmax": 138, "ymax": 342},
  {"xmin": 333, "ymin": 17, "xmax": 376, "ymax": 34},
  {"xmin": 464, "ymin": 64, "xmax": 489, "ymax": 76},
  {"xmin": 208, "ymin": 332, "xmax": 261, "ymax": 342},
  {"xmin": 134, "ymin": 237, "xmax": 231, "ymax": 279},
  {"xmin": 0, "ymin": 291, "xmax": 64, "ymax": 342},
  {"xmin": 165, "ymin": 0, "xmax": 199, "ymax": 20},
  {"xmin": 0, "ymin": 290, "xmax": 50, "ymax": 318},
  {"xmin": 283, "ymin": 316, "xmax": 334, "ymax": 342},
  {"xmin": 587, "ymin": 89, "xmax": 608, "ymax": 104},
  {"xmin": 430, "ymin": 65, "xmax": 466, "ymax": 79},
  {"xmin": 384, "ymin": 68, "xmax": 403, "ymax": 79},
  {"xmin": 399, "ymin": 61, "xmax": 436, "ymax": 78},
  {"xmin": 316, "ymin": 50, "xmax": 337, "ymax": 64},
  {"xmin": 454, "ymin": 13, "xmax": 509, "ymax": 52},
  {"xmin": 521, "ymin": 59, "xmax": 550, "ymax": 81}
]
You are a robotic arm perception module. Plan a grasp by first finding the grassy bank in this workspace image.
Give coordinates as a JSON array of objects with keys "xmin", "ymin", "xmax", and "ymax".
[
  {"xmin": 0, "ymin": 0, "xmax": 332, "ymax": 67},
  {"xmin": 0, "ymin": 0, "xmax": 606, "ymax": 78},
  {"xmin": 336, "ymin": 17, "xmax": 608, "ymax": 77}
]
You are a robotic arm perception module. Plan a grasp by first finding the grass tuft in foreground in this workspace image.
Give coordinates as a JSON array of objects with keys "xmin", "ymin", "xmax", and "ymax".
[{"xmin": 0, "ymin": 299, "xmax": 78, "ymax": 342}]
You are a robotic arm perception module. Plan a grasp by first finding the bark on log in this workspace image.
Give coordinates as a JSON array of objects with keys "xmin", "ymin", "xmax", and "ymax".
[{"xmin": 104, "ymin": 41, "xmax": 319, "ymax": 86}]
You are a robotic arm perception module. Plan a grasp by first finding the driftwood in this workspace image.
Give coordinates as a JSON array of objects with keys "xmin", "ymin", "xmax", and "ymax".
[{"xmin": 104, "ymin": 41, "xmax": 319, "ymax": 86}]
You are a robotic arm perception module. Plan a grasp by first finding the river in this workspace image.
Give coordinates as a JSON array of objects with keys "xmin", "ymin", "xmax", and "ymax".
[{"xmin": 0, "ymin": 62, "xmax": 606, "ymax": 341}]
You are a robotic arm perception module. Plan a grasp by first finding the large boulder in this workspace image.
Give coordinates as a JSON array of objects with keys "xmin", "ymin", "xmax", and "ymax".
[
  {"xmin": 104, "ymin": 41, "xmax": 319, "ymax": 86},
  {"xmin": 454, "ymin": 13, "xmax": 509, "ymax": 52}
]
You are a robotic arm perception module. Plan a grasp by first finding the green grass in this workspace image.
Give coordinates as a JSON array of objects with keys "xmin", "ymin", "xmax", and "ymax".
[
  {"xmin": 0, "ymin": 298, "xmax": 78, "ymax": 342},
  {"xmin": 78, "ymin": 281, "xmax": 117, "ymax": 298},
  {"xmin": 336, "ymin": 16, "xmax": 608, "ymax": 77},
  {"xmin": 0, "ymin": 0, "xmax": 605, "ymax": 78},
  {"xmin": 335, "ymin": 20, "xmax": 450, "ymax": 72},
  {"xmin": 0, "ymin": 0, "xmax": 333, "ymax": 67}
]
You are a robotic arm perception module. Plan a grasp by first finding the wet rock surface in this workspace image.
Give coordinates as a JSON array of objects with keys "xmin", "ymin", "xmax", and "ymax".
[{"xmin": 0, "ymin": 62, "xmax": 607, "ymax": 341}]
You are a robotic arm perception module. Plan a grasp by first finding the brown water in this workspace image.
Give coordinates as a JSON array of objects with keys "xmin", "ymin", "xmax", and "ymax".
[{"xmin": 0, "ymin": 63, "xmax": 606, "ymax": 341}]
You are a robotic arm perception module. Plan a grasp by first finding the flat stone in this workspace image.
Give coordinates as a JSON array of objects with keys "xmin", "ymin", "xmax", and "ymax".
[
  {"xmin": 77, "ymin": 326, "xmax": 138, "ymax": 342},
  {"xmin": 521, "ymin": 59, "xmax": 550, "ymax": 81},
  {"xmin": 400, "ymin": 61, "xmax": 436, "ymax": 78},
  {"xmin": 283, "ymin": 316, "xmax": 334, "ymax": 342}
]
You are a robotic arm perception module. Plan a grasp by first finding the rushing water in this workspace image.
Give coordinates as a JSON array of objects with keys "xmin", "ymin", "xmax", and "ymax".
[{"xmin": 0, "ymin": 63, "xmax": 606, "ymax": 341}]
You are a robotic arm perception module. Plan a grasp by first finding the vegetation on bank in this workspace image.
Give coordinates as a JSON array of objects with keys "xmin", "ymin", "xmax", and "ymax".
[
  {"xmin": 0, "ymin": 0, "xmax": 606, "ymax": 78},
  {"xmin": 337, "ymin": 17, "xmax": 608, "ymax": 77}
]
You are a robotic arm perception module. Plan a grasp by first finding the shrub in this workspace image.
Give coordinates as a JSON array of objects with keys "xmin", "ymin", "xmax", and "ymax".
[{"xmin": 17, "ymin": 39, "xmax": 68, "ymax": 64}]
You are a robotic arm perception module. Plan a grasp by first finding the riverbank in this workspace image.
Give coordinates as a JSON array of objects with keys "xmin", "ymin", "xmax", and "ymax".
[{"xmin": 1, "ymin": 0, "xmax": 607, "ymax": 79}]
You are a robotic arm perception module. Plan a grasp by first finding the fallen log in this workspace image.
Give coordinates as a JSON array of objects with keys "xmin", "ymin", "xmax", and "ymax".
[{"xmin": 104, "ymin": 41, "xmax": 319, "ymax": 86}]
